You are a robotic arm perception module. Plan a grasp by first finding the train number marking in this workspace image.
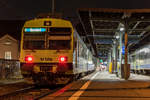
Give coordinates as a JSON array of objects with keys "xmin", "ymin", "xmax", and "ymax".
[{"xmin": 40, "ymin": 58, "xmax": 52, "ymax": 61}]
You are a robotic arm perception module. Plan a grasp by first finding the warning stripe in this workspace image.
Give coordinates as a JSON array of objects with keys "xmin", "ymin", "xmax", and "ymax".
[{"xmin": 68, "ymin": 72, "xmax": 99, "ymax": 100}]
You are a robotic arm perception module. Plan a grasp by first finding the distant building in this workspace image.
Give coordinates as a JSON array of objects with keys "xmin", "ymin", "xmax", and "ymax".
[{"xmin": 0, "ymin": 34, "xmax": 19, "ymax": 60}]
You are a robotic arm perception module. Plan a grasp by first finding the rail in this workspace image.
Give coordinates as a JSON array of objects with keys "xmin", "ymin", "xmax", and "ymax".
[{"xmin": 0, "ymin": 86, "xmax": 35, "ymax": 99}]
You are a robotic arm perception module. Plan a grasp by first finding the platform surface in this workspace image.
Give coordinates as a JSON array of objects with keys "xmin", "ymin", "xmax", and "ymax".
[{"xmin": 41, "ymin": 71, "xmax": 150, "ymax": 100}]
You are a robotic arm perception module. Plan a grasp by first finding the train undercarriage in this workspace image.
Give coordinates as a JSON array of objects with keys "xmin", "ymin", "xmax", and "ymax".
[{"xmin": 20, "ymin": 63, "xmax": 94, "ymax": 86}]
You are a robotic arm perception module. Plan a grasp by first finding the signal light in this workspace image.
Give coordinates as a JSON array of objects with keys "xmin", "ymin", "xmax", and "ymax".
[
  {"xmin": 59, "ymin": 56, "xmax": 67, "ymax": 63},
  {"xmin": 25, "ymin": 56, "xmax": 33, "ymax": 63}
]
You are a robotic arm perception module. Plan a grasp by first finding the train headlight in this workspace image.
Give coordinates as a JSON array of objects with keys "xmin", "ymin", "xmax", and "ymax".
[
  {"xmin": 25, "ymin": 55, "xmax": 33, "ymax": 63},
  {"xmin": 59, "ymin": 56, "xmax": 67, "ymax": 63}
]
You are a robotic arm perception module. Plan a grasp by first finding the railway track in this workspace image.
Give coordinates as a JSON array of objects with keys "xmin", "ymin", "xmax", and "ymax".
[
  {"xmin": 0, "ymin": 85, "xmax": 62, "ymax": 100},
  {"xmin": 0, "ymin": 86, "xmax": 35, "ymax": 100},
  {"xmin": 34, "ymin": 87, "xmax": 61, "ymax": 100}
]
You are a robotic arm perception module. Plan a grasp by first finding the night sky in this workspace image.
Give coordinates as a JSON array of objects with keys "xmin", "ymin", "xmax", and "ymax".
[
  {"xmin": 0, "ymin": 0, "xmax": 150, "ymax": 40},
  {"xmin": 0, "ymin": 0, "xmax": 150, "ymax": 20}
]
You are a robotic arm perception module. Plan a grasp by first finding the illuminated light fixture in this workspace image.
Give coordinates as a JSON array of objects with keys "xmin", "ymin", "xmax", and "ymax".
[
  {"xmin": 4, "ymin": 41, "xmax": 11, "ymax": 45},
  {"xmin": 120, "ymin": 27, "xmax": 124, "ymax": 31},
  {"xmin": 24, "ymin": 28, "xmax": 46, "ymax": 32},
  {"xmin": 44, "ymin": 21, "xmax": 51, "ymax": 26},
  {"xmin": 25, "ymin": 55, "xmax": 33, "ymax": 63},
  {"xmin": 59, "ymin": 56, "xmax": 67, "ymax": 63},
  {"xmin": 116, "ymin": 35, "xmax": 119, "ymax": 39}
]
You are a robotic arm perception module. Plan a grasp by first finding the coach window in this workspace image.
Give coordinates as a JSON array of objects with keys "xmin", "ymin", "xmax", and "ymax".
[
  {"xmin": 136, "ymin": 52, "xmax": 140, "ymax": 67},
  {"xmin": 147, "ymin": 47, "xmax": 150, "ymax": 59}
]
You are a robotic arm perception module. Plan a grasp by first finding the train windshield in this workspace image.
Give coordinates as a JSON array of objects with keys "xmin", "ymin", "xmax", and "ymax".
[
  {"xmin": 49, "ymin": 40, "xmax": 71, "ymax": 50},
  {"xmin": 48, "ymin": 27, "xmax": 72, "ymax": 50},
  {"xmin": 23, "ymin": 27, "xmax": 72, "ymax": 50},
  {"xmin": 23, "ymin": 32, "xmax": 45, "ymax": 49},
  {"xmin": 49, "ymin": 27, "xmax": 71, "ymax": 33}
]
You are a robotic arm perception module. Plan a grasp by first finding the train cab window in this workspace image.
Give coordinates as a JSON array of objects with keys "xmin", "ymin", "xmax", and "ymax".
[
  {"xmin": 48, "ymin": 27, "xmax": 72, "ymax": 36},
  {"xmin": 24, "ymin": 40, "xmax": 45, "ymax": 49},
  {"xmin": 49, "ymin": 27, "xmax": 71, "ymax": 33},
  {"xmin": 23, "ymin": 32, "xmax": 45, "ymax": 49},
  {"xmin": 49, "ymin": 40, "xmax": 71, "ymax": 50},
  {"xmin": 48, "ymin": 27, "xmax": 72, "ymax": 50}
]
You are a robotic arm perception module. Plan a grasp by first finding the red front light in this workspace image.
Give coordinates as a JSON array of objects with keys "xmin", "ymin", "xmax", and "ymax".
[
  {"xmin": 25, "ymin": 56, "xmax": 33, "ymax": 62},
  {"xmin": 59, "ymin": 56, "xmax": 67, "ymax": 63}
]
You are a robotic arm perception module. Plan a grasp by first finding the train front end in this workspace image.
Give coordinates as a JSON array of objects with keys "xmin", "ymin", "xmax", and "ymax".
[{"xmin": 19, "ymin": 18, "xmax": 74, "ymax": 85}]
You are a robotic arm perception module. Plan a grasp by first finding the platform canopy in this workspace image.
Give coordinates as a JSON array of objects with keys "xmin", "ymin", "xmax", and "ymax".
[{"xmin": 77, "ymin": 8, "xmax": 150, "ymax": 61}]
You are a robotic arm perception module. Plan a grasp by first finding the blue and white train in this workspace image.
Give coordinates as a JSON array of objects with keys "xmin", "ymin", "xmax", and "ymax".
[{"xmin": 130, "ymin": 43, "xmax": 150, "ymax": 74}]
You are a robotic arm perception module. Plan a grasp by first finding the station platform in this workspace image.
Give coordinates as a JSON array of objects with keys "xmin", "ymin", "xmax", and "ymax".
[
  {"xmin": 0, "ymin": 79, "xmax": 25, "ymax": 85},
  {"xmin": 41, "ymin": 71, "xmax": 150, "ymax": 100}
]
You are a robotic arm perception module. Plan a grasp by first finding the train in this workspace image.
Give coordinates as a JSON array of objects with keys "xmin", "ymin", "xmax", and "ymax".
[
  {"xmin": 130, "ymin": 43, "xmax": 150, "ymax": 74},
  {"xmin": 19, "ymin": 17, "xmax": 97, "ymax": 85}
]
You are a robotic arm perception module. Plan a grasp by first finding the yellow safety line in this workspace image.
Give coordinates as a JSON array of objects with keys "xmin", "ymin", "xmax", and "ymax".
[
  {"xmin": 68, "ymin": 72, "xmax": 99, "ymax": 100},
  {"xmin": 68, "ymin": 81, "xmax": 91, "ymax": 100}
]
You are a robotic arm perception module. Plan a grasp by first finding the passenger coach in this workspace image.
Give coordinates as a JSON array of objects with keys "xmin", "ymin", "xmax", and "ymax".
[{"xmin": 130, "ymin": 43, "xmax": 150, "ymax": 74}]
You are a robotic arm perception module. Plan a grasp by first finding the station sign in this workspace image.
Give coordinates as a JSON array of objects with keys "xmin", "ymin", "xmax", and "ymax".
[
  {"xmin": 122, "ymin": 45, "xmax": 125, "ymax": 55},
  {"xmin": 24, "ymin": 28, "xmax": 46, "ymax": 32}
]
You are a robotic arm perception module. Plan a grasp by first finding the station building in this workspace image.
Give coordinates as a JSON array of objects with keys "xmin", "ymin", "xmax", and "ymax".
[
  {"xmin": 0, "ymin": 34, "xmax": 21, "ymax": 79},
  {"xmin": 0, "ymin": 34, "xmax": 19, "ymax": 60}
]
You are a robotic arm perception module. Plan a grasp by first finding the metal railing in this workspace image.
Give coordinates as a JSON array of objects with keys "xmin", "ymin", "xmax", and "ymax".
[{"xmin": 0, "ymin": 59, "xmax": 22, "ymax": 79}]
